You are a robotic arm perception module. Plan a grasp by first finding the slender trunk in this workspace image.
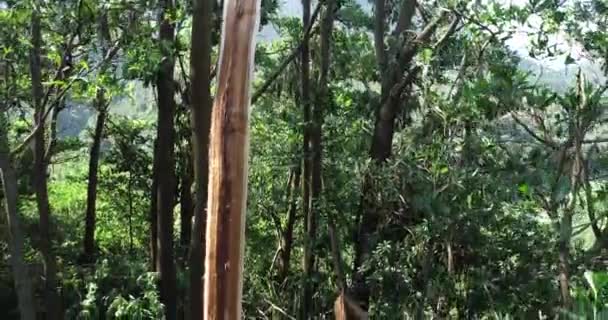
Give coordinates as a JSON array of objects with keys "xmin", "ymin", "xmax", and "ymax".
[
  {"xmin": 83, "ymin": 97, "xmax": 107, "ymax": 260},
  {"xmin": 317, "ymin": 0, "xmax": 344, "ymax": 290},
  {"xmin": 45, "ymin": 104, "xmax": 62, "ymax": 163},
  {"xmin": 180, "ymin": 151, "xmax": 193, "ymax": 256},
  {"xmin": 156, "ymin": 0, "xmax": 178, "ymax": 318},
  {"xmin": 558, "ymin": 204, "xmax": 574, "ymax": 309},
  {"xmin": 0, "ymin": 114, "xmax": 36, "ymax": 320},
  {"xmin": 149, "ymin": 140, "xmax": 160, "ymax": 271},
  {"xmin": 300, "ymin": 0, "xmax": 314, "ymax": 317},
  {"xmin": 203, "ymin": 0, "xmax": 261, "ymax": 317},
  {"xmin": 189, "ymin": 0, "xmax": 213, "ymax": 318},
  {"xmin": 128, "ymin": 172, "xmax": 134, "ymax": 252},
  {"xmin": 29, "ymin": 10, "xmax": 62, "ymax": 320},
  {"xmin": 277, "ymin": 165, "xmax": 301, "ymax": 284},
  {"xmin": 83, "ymin": 12, "xmax": 112, "ymax": 261},
  {"xmin": 558, "ymin": 230, "xmax": 572, "ymax": 309}
]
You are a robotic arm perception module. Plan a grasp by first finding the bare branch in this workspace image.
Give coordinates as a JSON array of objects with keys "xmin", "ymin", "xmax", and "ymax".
[{"xmin": 511, "ymin": 113, "xmax": 559, "ymax": 149}]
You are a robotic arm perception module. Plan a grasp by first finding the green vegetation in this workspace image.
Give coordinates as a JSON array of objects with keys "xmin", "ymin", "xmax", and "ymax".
[{"xmin": 1, "ymin": 0, "xmax": 608, "ymax": 319}]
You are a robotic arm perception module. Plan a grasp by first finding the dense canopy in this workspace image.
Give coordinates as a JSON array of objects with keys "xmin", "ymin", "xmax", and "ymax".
[{"xmin": 1, "ymin": 0, "xmax": 608, "ymax": 319}]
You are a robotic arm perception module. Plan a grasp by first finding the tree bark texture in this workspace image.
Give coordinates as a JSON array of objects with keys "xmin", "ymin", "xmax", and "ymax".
[
  {"xmin": 203, "ymin": 0, "xmax": 261, "ymax": 318},
  {"xmin": 156, "ymin": 0, "xmax": 178, "ymax": 318},
  {"xmin": 189, "ymin": 0, "xmax": 214, "ymax": 317},
  {"xmin": 29, "ymin": 10, "xmax": 62, "ymax": 320},
  {"xmin": 334, "ymin": 291, "xmax": 368, "ymax": 320}
]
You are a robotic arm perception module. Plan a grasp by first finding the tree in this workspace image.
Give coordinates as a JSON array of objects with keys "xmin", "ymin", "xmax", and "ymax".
[
  {"xmin": 0, "ymin": 101, "xmax": 35, "ymax": 320},
  {"xmin": 352, "ymin": 1, "xmax": 457, "ymax": 308},
  {"xmin": 155, "ymin": 0, "xmax": 178, "ymax": 318},
  {"xmin": 188, "ymin": 0, "xmax": 213, "ymax": 317},
  {"xmin": 29, "ymin": 8, "xmax": 62, "ymax": 319},
  {"xmin": 83, "ymin": 10, "xmax": 114, "ymax": 261},
  {"xmin": 203, "ymin": 0, "xmax": 262, "ymax": 318}
]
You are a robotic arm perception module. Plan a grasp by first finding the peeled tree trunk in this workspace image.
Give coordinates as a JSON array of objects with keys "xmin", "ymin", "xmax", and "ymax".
[
  {"xmin": 155, "ymin": 0, "xmax": 178, "ymax": 318},
  {"xmin": 189, "ymin": 0, "xmax": 213, "ymax": 318},
  {"xmin": 203, "ymin": 0, "xmax": 261, "ymax": 318},
  {"xmin": 29, "ymin": 10, "xmax": 62, "ymax": 319}
]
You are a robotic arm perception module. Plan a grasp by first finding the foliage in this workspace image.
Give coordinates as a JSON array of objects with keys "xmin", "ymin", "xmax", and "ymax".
[{"xmin": 2, "ymin": 0, "xmax": 608, "ymax": 318}]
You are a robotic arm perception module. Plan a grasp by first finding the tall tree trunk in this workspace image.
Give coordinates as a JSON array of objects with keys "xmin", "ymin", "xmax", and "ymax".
[
  {"xmin": 83, "ymin": 11, "xmax": 112, "ymax": 261},
  {"xmin": 189, "ymin": 0, "xmax": 213, "ymax": 318},
  {"xmin": 150, "ymin": 140, "xmax": 159, "ymax": 271},
  {"xmin": 203, "ymin": 0, "xmax": 261, "ymax": 318},
  {"xmin": 0, "ymin": 112, "xmax": 36, "ymax": 320},
  {"xmin": 300, "ymin": 0, "xmax": 315, "ymax": 317},
  {"xmin": 180, "ymin": 152, "xmax": 194, "ymax": 256},
  {"xmin": 83, "ymin": 96, "xmax": 107, "ymax": 260},
  {"xmin": 156, "ymin": 0, "xmax": 178, "ymax": 318},
  {"xmin": 317, "ymin": 0, "xmax": 344, "ymax": 289},
  {"xmin": 29, "ymin": 10, "xmax": 62, "ymax": 320}
]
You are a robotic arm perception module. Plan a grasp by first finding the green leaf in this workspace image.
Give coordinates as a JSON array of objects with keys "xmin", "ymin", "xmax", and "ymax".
[{"xmin": 518, "ymin": 182, "xmax": 530, "ymax": 195}]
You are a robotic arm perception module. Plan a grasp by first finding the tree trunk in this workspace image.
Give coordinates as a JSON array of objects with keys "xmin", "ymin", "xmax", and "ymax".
[
  {"xmin": 0, "ymin": 113, "xmax": 36, "ymax": 320},
  {"xmin": 180, "ymin": 152, "xmax": 194, "ymax": 256},
  {"xmin": 334, "ymin": 291, "xmax": 368, "ymax": 320},
  {"xmin": 203, "ymin": 0, "xmax": 261, "ymax": 318},
  {"xmin": 317, "ymin": 0, "xmax": 344, "ymax": 289},
  {"xmin": 29, "ymin": 10, "xmax": 62, "ymax": 320},
  {"xmin": 300, "ymin": 0, "xmax": 315, "ymax": 317},
  {"xmin": 83, "ymin": 96, "xmax": 107, "ymax": 260},
  {"xmin": 83, "ymin": 11, "xmax": 112, "ymax": 262},
  {"xmin": 277, "ymin": 165, "xmax": 301, "ymax": 284},
  {"xmin": 45, "ymin": 103, "xmax": 63, "ymax": 163},
  {"xmin": 150, "ymin": 140, "xmax": 159, "ymax": 271},
  {"xmin": 352, "ymin": 3, "xmax": 450, "ymax": 309},
  {"xmin": 558, "ymin": 232, "xmax": 572, "ymax": 309},
  {"xmin": 189, "ymin": 0, "xmax": 213, "ymax": 318},
  {"xmin": 156, "ymin": 1, "xmax": 178, "ymax": 318}
]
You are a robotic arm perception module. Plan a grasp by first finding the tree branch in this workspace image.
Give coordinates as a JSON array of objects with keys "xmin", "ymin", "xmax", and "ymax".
[
  {"xmin": 510, "ymin": 113, "xmax": 559, "ymax": 149},
  {"xmin": 251, "ymin": 3, "xmax": 323, "ymax": 105},
  {"xmin": 11, "ymin": 38, "xmax": 122, "ymax": 158}
]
